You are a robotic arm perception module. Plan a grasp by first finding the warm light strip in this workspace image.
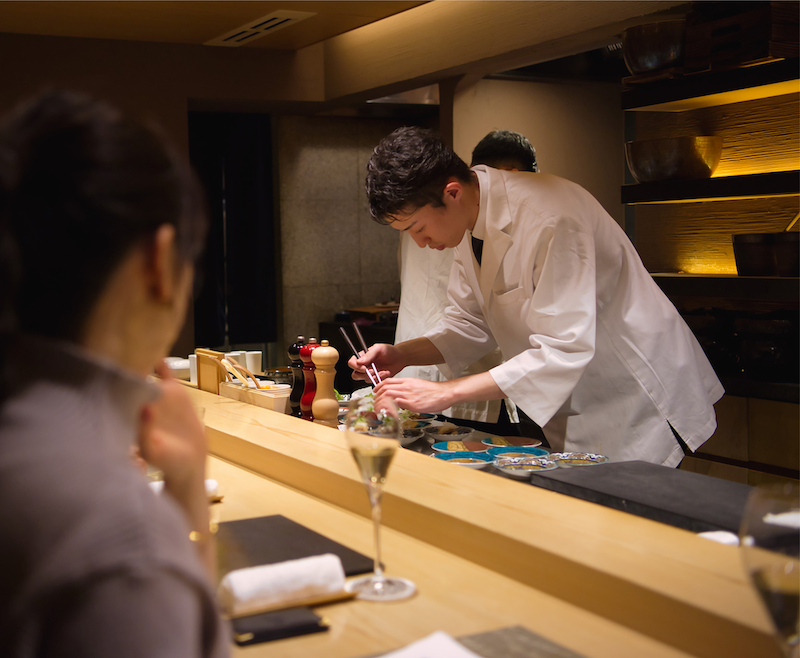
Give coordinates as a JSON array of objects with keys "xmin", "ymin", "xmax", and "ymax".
[
  {"xmin": 634, "ymin": 81, "xmax": 800, "ymax": 112},
  {"xmin": 629, "ymin": 192, "xmax": 800, "ymax": 205}
]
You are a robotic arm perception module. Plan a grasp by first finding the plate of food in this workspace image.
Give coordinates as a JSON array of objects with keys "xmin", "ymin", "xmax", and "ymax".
[
  {"xmin": 423, "ymin": 422, "xmax": 474, "ymax": 440},
  {"xmin": 487, "ymin": 446, "xmax": 549, "ymax": 459},
  {"xmin": 494, "ymin": 456, "xmax": 558, "ymax": 478},
  {"xmin": 481, "ymin": 436, "xmax": 543, "ymax": 448},
  {"xmin": 550, "ymin": 452, "xmax": 609, "ymax": 467},
  {"xmin": 401, "ymin": 428, "xmax": 426, "ymax": 446},
  {"xmin": 431, "ymin": 440, "xmax": 489, "ymax": 453},
  {"xmin": 432, "ymin": 452, "xmax": 493, "ymax": 469},
  {"xmin": 401, "ymin": 419, "xmax": 432, "ymax": 430},
  {"xmin": 403, "ymin": 412, "xmax": 438, "ymax": 421}
]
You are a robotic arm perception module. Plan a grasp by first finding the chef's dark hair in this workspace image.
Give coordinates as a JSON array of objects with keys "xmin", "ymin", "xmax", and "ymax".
[
  {"xmin": 366, "ymin": 126, "xmax": 473, "ymax": 225},
  {"xmin": 471, "ymin": 129, "xmax": 537, "ymax": 173},
  {"xmin": 0, "ymin": 89, "xmax": 207, "ymax": 386}
]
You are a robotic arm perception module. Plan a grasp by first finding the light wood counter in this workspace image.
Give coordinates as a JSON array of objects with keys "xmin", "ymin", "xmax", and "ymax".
[
  {"xmin": 189, "ymin": 386, "xmax": 780, "ymax": 658},
  {"xmin": 209, "ymin": 457, "xmax": 692, "ymax": 658}
]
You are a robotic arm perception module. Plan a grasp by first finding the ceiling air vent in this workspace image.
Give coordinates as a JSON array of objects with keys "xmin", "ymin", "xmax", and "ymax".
[{"xmin": 205, "ymin": 10, "xmax": 316, "ymax": 47}]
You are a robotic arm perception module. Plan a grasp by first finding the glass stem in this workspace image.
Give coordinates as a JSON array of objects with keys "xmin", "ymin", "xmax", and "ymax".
[{"xmin": 369, "ymin": 484, "xmax": 384, "ymax": 582}]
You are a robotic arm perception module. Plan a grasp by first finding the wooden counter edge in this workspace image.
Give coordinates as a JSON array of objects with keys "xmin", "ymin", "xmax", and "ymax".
[{"xmin": 190, "ymin": 387, "xmax": 779, "ymax": 658}]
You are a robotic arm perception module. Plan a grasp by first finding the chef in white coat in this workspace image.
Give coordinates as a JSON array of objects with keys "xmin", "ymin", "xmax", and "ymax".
[
  {"xmin": 352, "ymin": 127, "xmax": 723, "ymax": 466},
  {"xmin": 394, "ymin": 130, "xmax": 538, "ymax": 435}
]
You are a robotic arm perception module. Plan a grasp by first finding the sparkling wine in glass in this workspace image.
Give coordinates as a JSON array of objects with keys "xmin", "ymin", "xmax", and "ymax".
[
  {"xmin": 740, "ymin": 482, "xmax": 800, "ymax": 657},
  {"xmin": 344, "ymin": 396, "xmax": 416, "ymax": 601}
]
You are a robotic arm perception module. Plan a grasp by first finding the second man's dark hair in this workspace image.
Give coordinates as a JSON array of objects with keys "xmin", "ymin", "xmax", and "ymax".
[
  {"xmin": 365, "ymin": 126, "xmax": 473, "ymax": 225},
  {"xmin": 470, "ymin": 129, "xmax": 537, "ymax": 173}
]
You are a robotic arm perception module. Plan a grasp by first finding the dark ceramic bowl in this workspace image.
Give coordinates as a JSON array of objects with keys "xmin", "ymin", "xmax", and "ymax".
[
  {"xmin": 622, "ymin": 20, "xmax": 685, "ymax": 75},
  {"xmin": 625, "ymin": 136, "xmax": 722, "ymax": 183}
]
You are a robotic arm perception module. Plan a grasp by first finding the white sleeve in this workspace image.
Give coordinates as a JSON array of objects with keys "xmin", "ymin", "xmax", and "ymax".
[{"xmin": 489, "ymin": 213, "xmax": 597, "ymax": 427}]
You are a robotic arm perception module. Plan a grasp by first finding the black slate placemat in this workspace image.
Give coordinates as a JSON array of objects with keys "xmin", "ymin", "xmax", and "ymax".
[
  {"xmin": 216, "ymin": 514, "xmax": 373, "ymax": 580},
  {"xmin": 361, "ymin": 625, "xmax": 586, "ymax": 658},
  {"xmin": 528, "ymin": 460, "xmax": 753, "ymax": 533}
]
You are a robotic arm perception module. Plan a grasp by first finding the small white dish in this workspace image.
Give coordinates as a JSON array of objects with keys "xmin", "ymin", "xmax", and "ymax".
[
  {"xmin": 494, "ymin": 456, "xmax": 558, "ymax": 477},
  {"xmin": 550, "ymin": 452, "xmax": 609, "ymax": 467}
]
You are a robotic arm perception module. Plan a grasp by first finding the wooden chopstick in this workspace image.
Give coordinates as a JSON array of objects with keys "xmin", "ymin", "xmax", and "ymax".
[
  {"xmin": 339, "ymin": 326, "xmax": 377, "ymax": 386},
  {"xmin": 351, "ymin": 322, "xmax": 382, "ymax": 383}
]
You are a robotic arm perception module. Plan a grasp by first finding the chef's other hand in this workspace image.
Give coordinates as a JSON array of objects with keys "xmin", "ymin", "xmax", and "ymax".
[
  {"xmin": 348, "ymin": 343, "xmax": 404, "ymax": 382},
  {"xmin": 374, "ymin": 377, "xmax": 455, "ymax": 414}
]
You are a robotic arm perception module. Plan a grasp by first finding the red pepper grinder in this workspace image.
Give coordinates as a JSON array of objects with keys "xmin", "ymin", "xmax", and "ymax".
[{"xmin": 299, "ymin": 337, "xmax": 320, "ymax": 421}]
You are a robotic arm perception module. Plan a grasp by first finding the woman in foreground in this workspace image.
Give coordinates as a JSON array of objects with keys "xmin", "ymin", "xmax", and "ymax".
[{"xmin": 0, "ymin": 90, "xmax": 228, "ymax": 657}]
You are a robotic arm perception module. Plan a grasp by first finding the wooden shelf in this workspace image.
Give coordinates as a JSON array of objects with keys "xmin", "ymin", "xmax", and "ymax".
[
  {"xmin": 622, "ymin": 58, "xmax": 800, "ymax": 112},
  {"xmin": 622, "ymin": 170, "xmax": 799, "ymax": 204},
  {"xmin": 652, "ymin": 273, "xmax": 799, "ymax": 303}
]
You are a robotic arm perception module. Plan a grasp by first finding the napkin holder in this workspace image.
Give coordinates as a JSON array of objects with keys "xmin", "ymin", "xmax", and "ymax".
[
  {"xmin": 195, "ymin": 348, "xmax": 227, "ymax": 394},
  {"xmin": 218, "ymin": 381, "xmax": 291, "ymax": 414}
]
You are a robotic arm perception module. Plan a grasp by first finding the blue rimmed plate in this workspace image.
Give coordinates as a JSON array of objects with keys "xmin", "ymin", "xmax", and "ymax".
[
  {"xmin": 481, "ymin": 436, "xmax": 543, "ymax": 448},
  {"xmin": 431, "ymin": 440, "xmax": 489, "ymax": 453},
  {"xmin": 432, "ymin": 452, "xmax": 493, "ymax": 469},
  {"xmin": 487, "ymin": 446, "xmax": 549, "ymax": 459}
]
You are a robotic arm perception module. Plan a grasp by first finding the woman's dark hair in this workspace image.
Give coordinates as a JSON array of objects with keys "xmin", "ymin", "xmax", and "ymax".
[
  {"xmin": 470, "ymin": 129, "xmax": 537, "ymax": 173},
  {"xmin": 0, "ymin": 89, "xmax": 208, "ymax": 349},
  {"xmin": 365, "ymin": 126, "xmax": 473, "ymax": 225}
]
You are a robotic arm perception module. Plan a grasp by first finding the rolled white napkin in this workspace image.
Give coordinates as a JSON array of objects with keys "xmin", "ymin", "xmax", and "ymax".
[{"xmin": 218, "ymin": 553, "xmax": 346, "ymax": 617}]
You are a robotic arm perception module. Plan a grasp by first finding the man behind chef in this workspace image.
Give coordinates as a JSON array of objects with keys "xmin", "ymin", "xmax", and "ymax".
[
  {"xmin": 393, "ymin": 129, "xmax": 539, "ymax": 437},
  {"xmin": 352, "ymin": 126, "xmax": 723, "ymax": 466}
]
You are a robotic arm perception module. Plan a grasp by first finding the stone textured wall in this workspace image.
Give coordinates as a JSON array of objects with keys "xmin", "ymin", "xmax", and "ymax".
[{"xmin": 276, "ymin": 115, "xmax": 405, "ymax": 352}]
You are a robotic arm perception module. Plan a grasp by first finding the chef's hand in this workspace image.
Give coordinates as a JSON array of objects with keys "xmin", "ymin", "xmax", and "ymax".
[
  {"xmin": 374, "ymin": 377, "xmax": 456, "ymax": 413},
  {"xmin": 376, "ymin": 370, "xmax": 506, "ymax": 414},
  {"xmin": 348, "ymin": 343, "xmax": 405, "ymax": 382}
]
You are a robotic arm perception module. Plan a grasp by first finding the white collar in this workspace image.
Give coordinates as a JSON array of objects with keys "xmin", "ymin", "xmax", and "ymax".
[{"xmin": 470, "ymin": 165, "xmax": 489, "ymax": 242}]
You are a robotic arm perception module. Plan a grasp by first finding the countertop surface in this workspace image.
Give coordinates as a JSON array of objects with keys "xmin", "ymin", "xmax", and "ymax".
[{"xmin": 189, "ymin": 386, "xmax": 780, "ymax": 658}]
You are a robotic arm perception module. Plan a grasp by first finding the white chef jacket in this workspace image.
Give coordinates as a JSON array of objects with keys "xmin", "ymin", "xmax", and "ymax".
[
  {"xmin": 425, "ymin": 166, "xmax": 724, "ymax": 466},
  {"xmin": 394, "ymin": 230, "xmax": 509, "ymax": 423}
]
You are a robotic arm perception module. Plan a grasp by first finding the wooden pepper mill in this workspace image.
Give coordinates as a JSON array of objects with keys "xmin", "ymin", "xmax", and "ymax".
[
  {"xmin": 311, "ymin": 340, "xmax": 339, "ymax": 428},
  {"xmin": 299, "ymin": 338, "xmax": 319, "ymax": 421},
  {"xmin": 288, "ymin": 335, "xmax": 306, "ymax": 418}
]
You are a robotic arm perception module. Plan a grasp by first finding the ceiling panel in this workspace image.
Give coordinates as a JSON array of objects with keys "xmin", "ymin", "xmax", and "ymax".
[{"xmin": 0, "ymin": 1, "xmax": 427, "ymax": 49}]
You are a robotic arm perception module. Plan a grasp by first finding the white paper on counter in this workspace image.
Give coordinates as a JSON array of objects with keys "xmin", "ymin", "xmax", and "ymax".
[{"xmin": 378, "ymin": 631, "xmax": 484, "ymax": 658}]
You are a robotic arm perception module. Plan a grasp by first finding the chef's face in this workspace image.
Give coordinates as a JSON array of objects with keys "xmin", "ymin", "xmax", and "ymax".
[{"xmin": 389, "ymin": 180, "xmax": 474, "ymax": 250}]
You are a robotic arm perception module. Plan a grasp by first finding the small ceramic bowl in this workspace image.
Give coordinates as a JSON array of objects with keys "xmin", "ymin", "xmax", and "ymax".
[
  {"xmin": 494, "ymin": 456, "xmax": 558, "ymax": 477},
  {"xmin": 432, "ymin": 452, "xmax": 493, "ymax": 469},
  {"xmin": 400, "ymin": 428, "xmax": 425, "ymax": 446},
  {"xmin": 550, "ymin": 452, "xmax": 609, "ymax": 467}
]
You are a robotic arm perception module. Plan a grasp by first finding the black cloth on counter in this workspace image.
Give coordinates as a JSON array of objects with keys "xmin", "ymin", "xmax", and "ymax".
[
  {"xmin": 216, "ymin": 515, "xmax": 373, "ymax": 580},
  {"xmin": 528, "ymin": 460, "xmax": 753, "ymax": 533}
]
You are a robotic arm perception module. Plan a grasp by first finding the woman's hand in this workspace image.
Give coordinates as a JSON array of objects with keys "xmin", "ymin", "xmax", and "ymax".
[
  {"xmin": 139, "ymin": 361, "xmax": 215, "ymax": 578},
  {"xmin": 138, "ymin": 361, "xmax": 207, "ymax": 491}
]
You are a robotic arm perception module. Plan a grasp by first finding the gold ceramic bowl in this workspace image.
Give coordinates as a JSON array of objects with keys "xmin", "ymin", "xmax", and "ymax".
[{"xmin": 625, "ymin": 136, "xmax": 723, "ymax": 183}]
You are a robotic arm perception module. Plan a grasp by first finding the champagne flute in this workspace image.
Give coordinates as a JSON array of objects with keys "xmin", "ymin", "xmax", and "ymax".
[
  {"xmin": 740, "ymin": 482, "xmax": 800, "ymax": 657},
  {"xmin": 344, "ymin": 396, "xmax": 416, "ymax": 601}
]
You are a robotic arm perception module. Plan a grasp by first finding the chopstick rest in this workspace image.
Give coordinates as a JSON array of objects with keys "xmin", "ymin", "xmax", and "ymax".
[{"xmin": 218, "ymin": 553, "xmax": 348, "ymax": 618}]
